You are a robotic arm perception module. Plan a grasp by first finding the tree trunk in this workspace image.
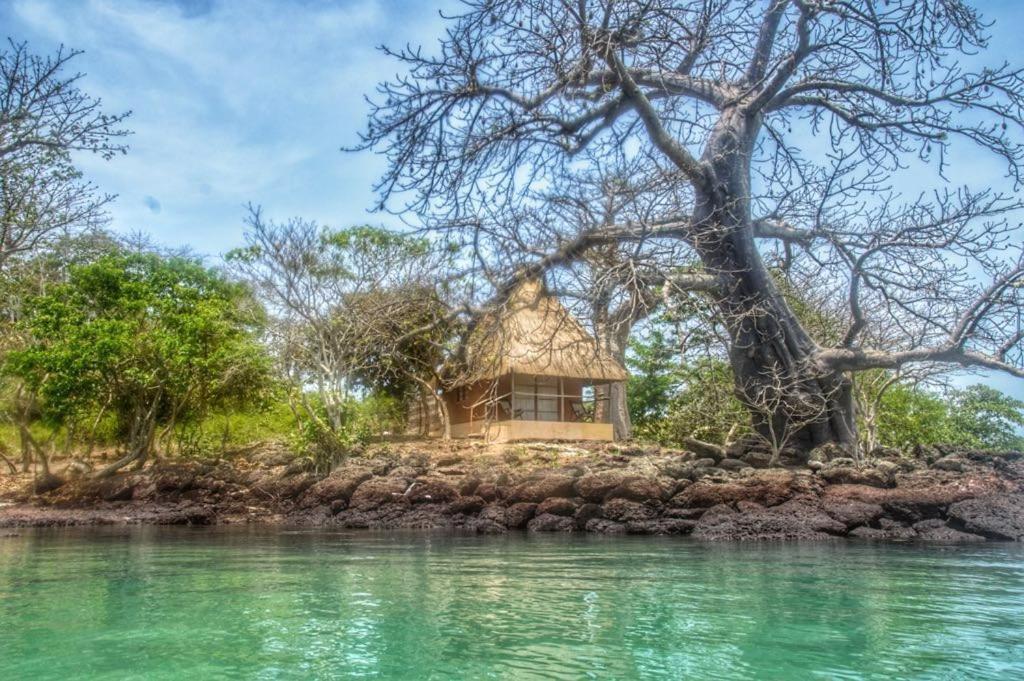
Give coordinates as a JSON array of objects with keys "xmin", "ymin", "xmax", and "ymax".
[
  {"xmin": 594, "ymin": 306, "xmax": 636, "ymax": 440},
  {"xmin": 690, "ymin": 110, "xmax": 857, "ymax": 452},
  {"xmin": 607, "ymin": 381, "xmax": 632, "ymax": 440}
]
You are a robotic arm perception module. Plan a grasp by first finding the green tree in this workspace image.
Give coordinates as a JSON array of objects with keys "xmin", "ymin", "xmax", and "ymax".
[
  {"xmin": 627, "ymin": 324, "xmax": 680, "ymax": 437},
  {"xmin": 5, "ymin": 252, "xmax": 273, "ymax": 476},
  {"xmin": 948, "ymin": 385, "xmax": 1024, "ymax": 451}
]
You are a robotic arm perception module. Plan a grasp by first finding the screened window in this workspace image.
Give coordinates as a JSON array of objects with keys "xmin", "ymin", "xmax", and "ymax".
[{"xmin": 514, "ymin": 376, "xmax": 561, "ymax": 421}]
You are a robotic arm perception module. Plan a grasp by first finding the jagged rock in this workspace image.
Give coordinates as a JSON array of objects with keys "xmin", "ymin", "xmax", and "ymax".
[
  {"xmin": 912, "ymin": 519, "xmax": 986, "ymax": 542},
  {"xmin": 474, "ymin": 482, "xmax": 502, "ymax": 502},
  {"xmin": 741, "ymin": 451, "xmax": 772, "ymax": 469},
  {"xmin": 912, "ymin": 444, "xmax": 943, "ymax": 464},
  {"xmin": 152, "ymin": 466, "xmax": 197, "ymax": 493},
  {"xmin": 601, "ymin": 498, "xmax": 658, "ymax": 523},
  {"xmin": 387, "ymin": 465, "xmax": 421, "ymax": 480},
  {"xmin": 778, "ymin": 449, "xmax": 810, "ymax": 467},
  {"xmin": 868, "ymin": 446, "xmax": 902, "ymax": 459},
  {"xmin": 528, "ymin": 513, "xmax": 576, "ymax": 532},
  {"xmin": 655, "ymin": 456, "xmax": 695, "ymax": 479},
  {"xmin": 692, "ymin": 458, "xmax": 718, "ymax": 469},
  {"xmin": 671, "ymin": 469, "xmax": 813, "ymax": 508},
  {"xmin": 726, "ymin": 434, "xmax": 762, "ymax": 460},
  {"xmin": 824, "ymin": 474, "xmax": 1008, "ymax": 523},
  {"xmin": 536, "ymin": 497, "xmax": 578, "ymax": 517},
  {"xmin": 504, "ymin": 502, "xmax": 537, "ymax": 529},
  {"xmin": 299, "ymin": 467, "xmax": 372, "ymax": 507},
  {"xmin": 692, "ymin": 499, "xmax": 842, "ymax": 541},
  {"xmin": 446, "ymin": 496, "xmax": 486, "ymax": 515},
  {"xmin": 625, "ymin": 518, "xmax": 697, "ymax": 535},
  {"xmin": 406, "ymin": 477, "xmax": 458, "ymax": 504},
  {"xmin": 574, "ymin": 502, "xmax": 603, "ymax": 527},
  {"xmin": 574, "ymin": 470, "xmax": 631, "ymax": 502},
  {"xmin": 283, "ymin": 456, "xmax": 315, "ymax": 476},
  {"xmin": 849, "ymin": 526, "xmax": 913, "ymax": 540},
  {"xmin": 947, "ymin": 494, "xmax": 1024, "ymax": 541},
  {"xmin": 254, "ymin": 472, "xmax": 317, "ymax": 500},
  {"xmin": 329, "ymin": 499, "xmax": 346, "ymax": 515},
  {"xmin": 585, "ymin": 518, "xmax": 626, "ymax": 534},
  {"xmin": 605, "ymin": 476, "xmax": 673, "ymax": 502},
  {"xmin": 821, "ymin": 499, "xmax": 884, "ymax": 529},
  {"xmin": 458, "ymin": 476, "xmax": 481, "ymax": 496},
  {"xmin": 809, "ymin": 443, "xmax": 849, "ymax": 464},
  {"xmin": 819, "ymin": 466, "xmax": 891, "ymax": 488},
  {"xmin": 717, "ymin": 458, "xmax": 748, "ymax": 471},
  {"xmin": 507, "ymin": 474, "xmax": 577, "ymax": 503},
  {"xmin": 663, "ymin": 507, "xmax": 706, "ymax": 520},
  {"xmin": 932, "ymin": 455, "xmax": 966, "ymax": 472},
  {"xmin": 349, "ymin": 478, "xmax": 410, "ymax": 511}
]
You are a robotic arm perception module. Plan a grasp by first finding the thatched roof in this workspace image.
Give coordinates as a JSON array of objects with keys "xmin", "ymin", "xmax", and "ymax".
[{"xmin": 458, "ymin": 279, "xmax": 628, "ymax": 384}]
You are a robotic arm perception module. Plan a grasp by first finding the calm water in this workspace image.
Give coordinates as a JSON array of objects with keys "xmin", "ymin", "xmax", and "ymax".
[{"xmin": 1, "ymin": 528, "xmax": 1023, "ymax": 680}]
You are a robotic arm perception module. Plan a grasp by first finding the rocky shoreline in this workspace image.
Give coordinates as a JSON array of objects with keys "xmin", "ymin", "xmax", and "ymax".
[{"xmin": 2, "ymin": 440, "xmax": 1023, "ymax": 542}]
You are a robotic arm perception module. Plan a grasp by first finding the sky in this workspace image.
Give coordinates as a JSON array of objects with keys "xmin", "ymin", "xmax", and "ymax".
[{"xmin": 2, "ymin": 0, "xmax": 1022, "ymax": 400}]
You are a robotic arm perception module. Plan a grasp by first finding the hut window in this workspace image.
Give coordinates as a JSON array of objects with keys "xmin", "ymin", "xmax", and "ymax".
[{"xmin": 514, "ymin": 375, "xmax": 560, "ymax": 421}]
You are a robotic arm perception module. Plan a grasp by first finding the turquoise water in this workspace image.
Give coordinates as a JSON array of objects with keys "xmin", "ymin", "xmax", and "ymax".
[{"xmin": 1, "ymin": 529, "xmax": 1023, "ymax": 680}]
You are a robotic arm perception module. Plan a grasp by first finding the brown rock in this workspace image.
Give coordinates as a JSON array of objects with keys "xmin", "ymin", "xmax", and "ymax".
[
  {"xmin": 821, "ymin": 499, "xmax": 884, "ymax": 529},
  {"xmin": 406, "ymin": 477, "xmax": 458, "ymax": 504},
  {"xmin": 574, "ymin": 503, "xmax": 603, "ymax": 526},
  {"xmin": 741, "ymin": 451, "xmax": 772, "ymax": 469},
  {"xmin": 601, "ymin": 498, "xmax": 658, "ymax": 523},
  {"xmin": 349, "ymin": 477, "xmax": 410, "ymax": 511},
  {"xmin": 605, "ymin": 476, "xmax": 673, "ymax": 502},
  {"xmin": 446, "ymin": 496, "xmax": 486, "ymax": 515},
  {"xmin": 585, "ymin": 518, "xmax": 626, "ymax": 534},
  {"xmin": 625, "ymin": 519, "xmax": 697, "ymax": 535},
  {"xmin": 912, "ymin": 519, "xmax": 986, "ymax": 542},
  {"xmin": 692, "ymin": 498, "xmax": 844, "ymax": 541},
  {"xmin": 574, "ymin": 470, "xmax": 630, "ymax": 502},
  {"xmin": 824, "ymin": 475, "xmax": 1009, "ymax": 522},
  {"xmin": 508, "ymin": 474, "xmax": 577, "ymax": 503},
  {"xmin": 947, "ymin": 494, "xmax": 1024, "ymax": 541},
  {"xmin": 474, "ymin": 482, "xmax": 502, "ymax": 502},
  {"xmin": 671, "ymin": 469, "xmax": 812, "ymax": 508},
  {"xmin": 536, "ymin": 497, "xmax": 578, "ymax": 517},
  {"xmin": 663, "ymin": 507, "xmax": 706, "ymax": 520},
  {"xmin": 300, "ymin": 467, "xmax": 372, "ymax": 507},
  {"xmin": 820, "ymin": 466, "xmax": 891, "ymax": 488},
  {"xmin": 528, "ymin": 513, "xmax": 576, "ymax": 532},
  {"xmin": 717, "ymin": 458, "xmax": 748, "ymax": 471},
  {"xmin": 932, "ymin": 455, "xmax": 966, "ymax": 472},
  {"xmin": 504, "ymin": 502, "xmax": 537, "ymax": 529}
]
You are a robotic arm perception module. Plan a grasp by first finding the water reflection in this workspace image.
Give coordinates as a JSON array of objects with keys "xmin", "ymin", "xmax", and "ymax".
[{"xmin": 1, "ymin": 528, "xmax": 1022, "ymax": 680}]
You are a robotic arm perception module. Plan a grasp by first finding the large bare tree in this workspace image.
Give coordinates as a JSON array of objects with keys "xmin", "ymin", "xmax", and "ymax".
[
  {"xmin": 0, "ymin": 40, "xmax": 130, "ymax": 269},
  {"xmin": 358, "ymin": 0, "xmax": 1024, "ymax": 451}
]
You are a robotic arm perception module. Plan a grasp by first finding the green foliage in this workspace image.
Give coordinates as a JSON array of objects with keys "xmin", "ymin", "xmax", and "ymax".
[
  {"xmin": 948, "ymin": 385, "xmax": 1024, "ymax": 450},
  {"xmin": 656, "ymin": 360, "xmax": 750, "ymax": 445},
  {"xmin": 874, "ymin": 386, "xmax": 960, "ymax": 450},
  {"xmin": 875, "ymin": 384, "xmax": 1024, "ymax": 451},
  {"xmin": 4, "ymin": 252, "xmax": 274, "ymax": 457},
  {"xmin": 627, "ymin": 325, "xmax": 680, "ymax": 434},
  {"xmin": 290, "ymin": 390, "xmax": 407, "ymax": 471}
]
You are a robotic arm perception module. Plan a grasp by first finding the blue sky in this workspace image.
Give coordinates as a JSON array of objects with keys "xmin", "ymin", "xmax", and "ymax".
[
  {"xmin": 2, "ymin": 0, "xmax": 456, "ymax": 254},
  {"xmin": 3, "ymin": 0, "xmax": 1022, "ymax": 400}
]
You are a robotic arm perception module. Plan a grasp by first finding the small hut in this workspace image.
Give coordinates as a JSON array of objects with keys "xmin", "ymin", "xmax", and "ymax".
[{"xmin": 409, "ymin": 279, "xmax": 628, "ymax": 442}]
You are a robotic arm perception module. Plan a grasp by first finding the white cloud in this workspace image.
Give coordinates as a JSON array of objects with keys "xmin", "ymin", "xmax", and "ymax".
[{"xmin": 8, "ymin": 0, "xmax": 451, "ymax": 254}]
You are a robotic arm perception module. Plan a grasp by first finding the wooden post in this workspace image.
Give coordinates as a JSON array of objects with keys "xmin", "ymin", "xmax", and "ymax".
[{"xmin": 559, "ymin": 376, "xmax": 564, "ymax": 422}]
